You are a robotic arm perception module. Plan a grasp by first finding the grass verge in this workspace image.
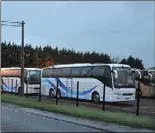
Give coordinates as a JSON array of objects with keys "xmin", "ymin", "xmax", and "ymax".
[{"xmin": 1, "ymin": 93, "xmax": 155, "ymax": 130}]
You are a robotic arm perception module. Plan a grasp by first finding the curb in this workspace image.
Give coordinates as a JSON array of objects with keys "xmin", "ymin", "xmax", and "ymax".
[{"xmin": 23, "ymin": 111, "xmax": 114, "ymax": 132}]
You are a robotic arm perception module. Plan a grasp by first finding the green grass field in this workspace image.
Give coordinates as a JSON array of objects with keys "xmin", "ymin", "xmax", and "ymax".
[{"xmin": 1, "ymin": 93, "xmax": 155, "ymax": 130}]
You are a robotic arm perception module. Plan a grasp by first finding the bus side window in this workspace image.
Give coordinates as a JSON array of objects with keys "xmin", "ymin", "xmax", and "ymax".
[
  {"xmin": 53, "ymin": 68, "xmax": 62, "ymax": 77},
  {"xmin": 91, "ymin": 66, "xmax": 104, "ymax": 76},
  {"xmin": 81, "ymin": 67, "xmax": 92, "ymax": 76},
  {"xmin": 71, "ymin": 67, "xmax": 82, "ymax": 76},
  {"xmin": 61, "ymin": 68, "xmax": 71, "ymax": 77},
  {"xmin": 42, "ymin": 68, "xmax": 53, "ymax": 77}
]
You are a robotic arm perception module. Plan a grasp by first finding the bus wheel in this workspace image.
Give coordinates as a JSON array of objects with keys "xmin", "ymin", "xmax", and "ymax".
[
  {"xmin": 92, "ymin": 92, "xmax": 100, "ymax": 103},
  {"xmin": 49, "ymin": 88, "xmax": 55, "ymax": 97}
]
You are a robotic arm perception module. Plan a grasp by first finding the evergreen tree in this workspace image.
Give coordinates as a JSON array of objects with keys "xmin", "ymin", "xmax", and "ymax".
[{"xmin": 1, "ymin": 42, "xmax": 145, "ymax": 69}]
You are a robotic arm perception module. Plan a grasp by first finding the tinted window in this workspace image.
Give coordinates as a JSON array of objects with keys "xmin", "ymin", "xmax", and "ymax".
[
  {"xmin": 42, "ymin": 68, "xmax": 53, "ymax": 77},
  {"xmin": 28, "ymin": 70, "xmax": 41, "ymax": 84},
  {"xmin": 104, "ymin": 66, "xmax": 111, "ymax": 76},
  {"xmin": 104, "ymin": 66, "xmax": 112, "ymax": 88},
  {"xmin": 52, "ymin": 68, "xmax": 62, "ymax": 76},
  {"xmin": 61, "ymin": 68, "xmax": 71, "ymax": 76},
  {"xmin": 71, "ymin": 67, "xmax": 82, "ymax": 76},
  {"xmin": 91, "ymin": 66, "xmax": 104, "ymax": 76},
  {"xmin": 81, "ymin": 67, "xmax": 92, "ymax": 76}
]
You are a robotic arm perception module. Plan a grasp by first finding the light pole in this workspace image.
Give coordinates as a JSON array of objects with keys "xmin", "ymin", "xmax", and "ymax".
[{"xmin": 1, "ymin": 20, "xmax": 25, "ymax": 96}]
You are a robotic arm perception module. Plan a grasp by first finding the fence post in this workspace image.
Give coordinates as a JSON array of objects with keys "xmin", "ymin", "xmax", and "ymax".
[
  {"xmin": 76, "ymin": 81, "xmax": 79, "ymax": 107},
  {"xmin": 8, "ymin": 79, "xmax": 10, "ymax": 93},
  {"xmin": 26, "ymin": 79, "xmax": 28, "ymax": 98},
  {"xmin": 1, "ymin": 79, "xmax": 4, "ymax": 94},
  {"xmin": 102, "ymin": 77, "xmax": 106, "ymax": 111},
  {"xmin": 11, "ymin": 79, "xmax": 13, "ymax": 94},
  {"xmin": 56, "ymin": 79, "xmax": 58, "ymax": 105},
  {"xmin": 15, "ymin": 79, "xmax": 18, "ymax": 95},
  {"xmin": 26, "ymin": 84, "xmax": 28, "ymax": 98},
  {"xmin": 39, "ymin": 79, "xmax": 41, "ymax": 102},
  {"xmin": 136, "ymin": 81, "xmax": 140, "ymax": 116}
]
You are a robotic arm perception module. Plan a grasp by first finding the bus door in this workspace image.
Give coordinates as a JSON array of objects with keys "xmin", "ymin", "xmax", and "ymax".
[{"xmin": 66, "ymin": 78, "xmax": 72, "ymax": 98}]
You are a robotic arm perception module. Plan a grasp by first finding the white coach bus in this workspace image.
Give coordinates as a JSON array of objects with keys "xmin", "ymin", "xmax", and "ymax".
[
  {"xmin": 41, "ymin": 63, "xmax": 136, "ymax": 102},
  {"xmin": 133, "ymin": 69, "xmax": 155, "ymax": 97},
  {"xmin": 1, "ymin": 67, "xmax": 42, "ymax": 95}
]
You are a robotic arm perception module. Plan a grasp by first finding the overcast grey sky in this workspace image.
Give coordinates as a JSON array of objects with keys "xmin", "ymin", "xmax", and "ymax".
[{"xmin": 1, "ymin": 1, "xmax": 155, "ymax": 68}]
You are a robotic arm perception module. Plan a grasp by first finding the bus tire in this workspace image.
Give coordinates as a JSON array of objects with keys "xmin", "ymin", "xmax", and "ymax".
[
  {"xmin": 92, "ymin": 91, "xmax": 100, "ymax": 103},
  {"xmin": 49, "ymin": 88, "xmax": 55, "ymax": 97}
]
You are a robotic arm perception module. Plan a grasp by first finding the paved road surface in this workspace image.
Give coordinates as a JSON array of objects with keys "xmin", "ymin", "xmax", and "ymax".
[{"xmin": 1, "ymin": 105, "xmax": 103, "ymax": 132}]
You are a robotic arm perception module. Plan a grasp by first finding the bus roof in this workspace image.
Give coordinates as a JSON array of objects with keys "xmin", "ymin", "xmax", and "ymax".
[
  {"xmin": 1, "ymin": 67, "xmax": 41, "ymax": 71},
  {"xmin": 106, "ymin": 63, "xmax": 131, "ymax": 68},
  {"xmin": 43, "ymin": 63, "xmax": 131, "ymax": 69},
  {"xmin": 46, "ymin": 63, "xmax": 93, "ymax": 68}
]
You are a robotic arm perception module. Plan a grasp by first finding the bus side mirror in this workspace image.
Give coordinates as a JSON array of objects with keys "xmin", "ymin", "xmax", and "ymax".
[
  {"xmin": 148, "ymin": 73, "xmax": 152, "ymax": 81},
  {"xmin": 113, "ymin": 70, "xmax": 118, "ymax": 79},
  {"xmin": 24, "ymin": 77, "xmax": 28, "ymax": 83},
  {"xmin": 26, "ymin": 75, "xmax": 30, "ymax": 82},
  {"xmin": 135, "ymin": 71, "xmax": 141, "ymax": 80},
  {"xmin": 27, "ymin": 75, "xmax": 29, "ymax": 80}
]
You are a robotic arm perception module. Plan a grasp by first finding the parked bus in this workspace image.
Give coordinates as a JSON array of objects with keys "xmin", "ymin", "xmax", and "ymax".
[
  {"xmin": 41, "ymin": 63, "xmax": 136, "ymax": 102},
  {"xmin": 1, "ymin": 67, "xmax": 42, "ymax": 95},
  {"xmin": 134, "ymin": 69, "xmax": 155, "ymax": 97},
  {"xmin": 148, "ymin": 70, "xmax": 155, "ymax": 83}
]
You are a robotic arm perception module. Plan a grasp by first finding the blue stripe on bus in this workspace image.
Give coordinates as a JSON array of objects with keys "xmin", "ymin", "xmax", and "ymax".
[
  {"xmin": 42, "ymin": 78, "xmax": 98, "ymax": 96},
  {"xmin": 42, "ymin": 79, "xmax": 66, "ymax": 96},
  {"xmin": 2, "ymin": 81, "xmax": 19, "ymax": 92},
  {"xmin": 42, "ymin": 79, "xmax": 57, "ymax": 90}
]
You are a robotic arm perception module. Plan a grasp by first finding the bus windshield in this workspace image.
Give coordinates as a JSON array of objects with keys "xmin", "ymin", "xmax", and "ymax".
[
  {"xmin": 148, "ymin": 71, "xmax": 155, "ymax": 83},
  {"xmin": 28, "ymin": 70, "xmax": 41, "ymax": 84},
  {"xmin": 113, "ymin": 67, "xmax": 135, "ymax": 88}
]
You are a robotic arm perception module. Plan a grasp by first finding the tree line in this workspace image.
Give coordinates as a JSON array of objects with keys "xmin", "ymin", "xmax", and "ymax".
[{"xmin": 1, "ymin": 41, "xmax": 145, "ymax": 69}]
